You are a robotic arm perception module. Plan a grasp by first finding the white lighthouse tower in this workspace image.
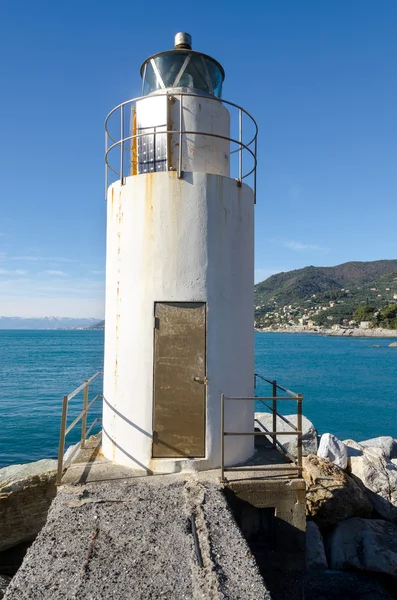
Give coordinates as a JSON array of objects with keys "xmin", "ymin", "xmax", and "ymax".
[{"xmin": 103, "ymin": 33, "xmax": 258, "ymax": 473}]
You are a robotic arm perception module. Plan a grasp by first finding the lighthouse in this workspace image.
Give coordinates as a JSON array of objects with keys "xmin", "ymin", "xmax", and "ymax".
[{"xmin": 103, "ymin": 33, "xmax": 258, "ymax": 473}]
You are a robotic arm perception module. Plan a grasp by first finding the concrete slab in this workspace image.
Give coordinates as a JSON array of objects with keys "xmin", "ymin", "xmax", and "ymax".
[
  {"xmin": 62, "ymin": 434, "xmax": 148, "ymax": 486},
  {"xmin": 5, "ymin": 476, "xmax": 271, "ymax": 600},
  {"xmin": 63, "ymin": 434, "xmax": 301, "ymax": 486},
  {"xmin": 32, "ymin": 435, "xmax": 305, "ymax": 599}
]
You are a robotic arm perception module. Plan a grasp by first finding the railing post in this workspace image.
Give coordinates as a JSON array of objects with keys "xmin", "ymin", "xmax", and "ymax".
[
  {"xmin": 272, "ymin": 380, "xmax": 277, "ymax": 448},
  {"xmin": 254, "ymin": 135, "xmax": 257, "ymax": 204},
  {"xmin": 81, "ymin": 380, "xmax": 88, "ymax": 449},
  {"xmin": 220, "ymin": 394, "xmax": 225, "ymax": 482},
  {"xmin": 297, "ymin": 394, "xmax": 303, "ymax": 474},
  {"xmin": 120, "ymin": 103, "xmax": 124, "ymax": 184},
  {"xmin": 56, "ymin": 395, "xmax": 68, "ymax": 485},
  {"xmin": 178, "ymin": 94, "xmax": 183, "ymax": 179},
  {"xmin": 105, "ymin": 128, "xmax": 108, "ymax": 200},
  {"xmin": 239, "ymin": 108, "xmax": 243, "ymax": 185}
]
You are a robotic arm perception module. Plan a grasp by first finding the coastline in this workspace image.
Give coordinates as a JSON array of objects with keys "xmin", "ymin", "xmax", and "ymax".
[{"xmin": 256, "ymin": 326, "xmax": 397, "ymax": 338}]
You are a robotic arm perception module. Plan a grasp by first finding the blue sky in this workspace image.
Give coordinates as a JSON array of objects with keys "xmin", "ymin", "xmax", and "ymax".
[{"xmin": 1, "ymin": 0, "xmax": 396, "ymax": 317}]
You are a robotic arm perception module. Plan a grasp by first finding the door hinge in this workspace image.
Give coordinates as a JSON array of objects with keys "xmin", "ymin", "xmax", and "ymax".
[
  {"xmin": 154, "ymin": 317, "xmax": 160, "ymax": 329},
  {"xmin": 193, "ymin": 376, "xmax": 208, "ymax": 385}
]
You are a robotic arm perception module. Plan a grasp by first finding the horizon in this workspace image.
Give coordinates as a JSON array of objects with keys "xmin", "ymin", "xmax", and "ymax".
[
  {"xmin": 2, "ymin": 1, "xmax": 397, "ymax": 317},
  {"xmin": 1, "ymin": 257, "xmax": 397, "ymax": 319}
]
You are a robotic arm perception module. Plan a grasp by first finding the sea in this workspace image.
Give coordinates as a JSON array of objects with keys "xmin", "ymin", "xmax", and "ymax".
[{"xmin": 0, "ymin": 330, "xmax": 396, "ymax": 469}]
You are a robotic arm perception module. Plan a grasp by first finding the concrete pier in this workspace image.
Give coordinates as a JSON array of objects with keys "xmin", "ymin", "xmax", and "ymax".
[{"xmin": 5, "ymin": 436, "xmax": 305, "ymax": 600}]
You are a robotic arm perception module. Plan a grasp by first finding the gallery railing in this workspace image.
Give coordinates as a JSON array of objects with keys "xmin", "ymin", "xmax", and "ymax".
[
  {"xmin": 105, "ymin": 91, "xmax": 258, "ymax": 202},
  {"xmin": 220, "ymin": 374, "xmax": 303, "ymax": 482},
  {"xmin": 56, "ymin": 372, "xmax": 103, "ymax": 485}
]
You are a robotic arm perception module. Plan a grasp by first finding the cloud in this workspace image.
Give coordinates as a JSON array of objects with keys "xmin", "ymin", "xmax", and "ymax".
[
  {"xmin": 0, "ymin": 269, "xmax": 28, "ymax": 275},
  {"xmin": 0, "ymin": 253, "xmax": 79, "ymax": 263},
  {"xmin": 0, "ymin": 276, "xmax": 105, "ymax": 317},
  {"xmin": 283, "ymin": 240, "xmax": 329, "ymax": 252},
  {"xmin": 40, "ymin": 270, "xmax": 68, "ymax": 276}
]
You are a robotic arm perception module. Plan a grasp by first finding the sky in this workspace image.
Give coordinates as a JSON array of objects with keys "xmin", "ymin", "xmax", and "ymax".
[{"xmin": 0, "ymin": 0, "xmax": 396, "ymax": 317}]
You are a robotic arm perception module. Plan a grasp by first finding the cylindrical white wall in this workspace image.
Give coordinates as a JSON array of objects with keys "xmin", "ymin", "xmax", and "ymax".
[
  {"xmin": 103, "ymin": 171, "xmax": 254, "ymax": 472},
  {"xmin": 136, "ymin": 92, "xmax": 230, "ymax": 176}
]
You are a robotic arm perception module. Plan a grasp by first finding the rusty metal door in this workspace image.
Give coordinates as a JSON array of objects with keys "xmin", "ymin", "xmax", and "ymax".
[{"xmin": 153, "ymin": 302, "xmax": 206, "ymax": 458}]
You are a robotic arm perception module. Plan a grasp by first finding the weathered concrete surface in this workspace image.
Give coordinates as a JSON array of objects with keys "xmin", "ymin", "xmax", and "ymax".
[
  {"xmin": 303, "ymin": 455, "xmax": 372, "ymax": 527},
  {"xmin": 0, "ymin": 576, "xmax": 11, "ymax": 600},
  {"xmin": 305, "ymin": 521, "xmax": 328, "ymax": 570},
  {"xmin": 5, "ymin": 476, "xmax": 270, "ymax": 600},
  {"xmin": 328, "ymin": 517, "xmax": 397, "ymax": 578},
  {"xmin": 0, "ymin": 460, "xmax": 57, "ymax": 552}
]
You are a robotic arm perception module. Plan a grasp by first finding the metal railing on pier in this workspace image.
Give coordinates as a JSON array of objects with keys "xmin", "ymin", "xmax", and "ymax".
[
  {"xmin": 56, "ymin": 372, "xmax": 103, "ymax": 485},
  {"xmin": 220, "ymin": 374, "xmax": 303, "ymax": 482}
]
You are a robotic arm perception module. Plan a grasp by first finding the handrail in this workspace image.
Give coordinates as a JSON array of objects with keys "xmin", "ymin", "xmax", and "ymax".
[
  {"xmin": 56, "ymin": 372, "xmax": 103, "ymax": 485},
  {"xmin": 105, "ymin": 91, "xmax": 258, "ymax": 203},
  {"xmin": 255, "ymin": 373, "xmax": 298, "ymax": 398},
  {"xmin": 220, "ymin": 375, "xmax": 303, "ymax": 482}
]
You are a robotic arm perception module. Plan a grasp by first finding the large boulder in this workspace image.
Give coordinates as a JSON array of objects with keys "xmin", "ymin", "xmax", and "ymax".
[
  {"xmin": 328, "ymin": 517, "xmax": 397, "ymax": 578},
  {"xmin": 305, "ymin": 571, "xmax": 393, "ymax": 600},
  {"xmin": 317, "ymin": 433, "xmax": 348, "ymax": 469},
  {"xmin": 344, "ymin": 443, "xmax": 397, "ymax": 521},
  {"xmin": 0, "ymin": 459, "xmax": 57, "ymax": 552},
  {"xmin": 302, "ymin": 454, "xmax": 372, "ymax": 527},
  {"xmin": 306, "ymin": 521, "xmax": 328, "ymax": 570},
  {"xmin": 359, "ymin": 436, "xmax": 397, "ymax": 460},
  {"xmin": 255, "ymin": 412, "xmax": 318, "ymax": 458}
]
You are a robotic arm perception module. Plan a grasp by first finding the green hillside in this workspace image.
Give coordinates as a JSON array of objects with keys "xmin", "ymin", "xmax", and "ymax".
[{"xmin": 254, "ymin": 260, "xmax": 397, "ymax": 328}]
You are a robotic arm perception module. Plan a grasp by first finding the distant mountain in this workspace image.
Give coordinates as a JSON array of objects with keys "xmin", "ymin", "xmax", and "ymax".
[
  {"xmin": 254, "ymin": 260, "xmax": 397, "ymax": 327},
  {"xmin": 0, "ymin": 317, "xmax": 100, "ymax": 330},
  {"xmin": 86, "ymin": 320, "xmax": 105, "ymax": 330}
]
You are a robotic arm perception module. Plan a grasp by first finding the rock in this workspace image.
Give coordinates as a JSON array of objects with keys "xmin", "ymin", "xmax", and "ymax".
[
  {"xmin": 347, "ymin": 445, "xmax": 397, "ymax": 521},
  {"xmin": 302, "ymin": 454, "xmax": 372, "ymax": 527},
  {"xmin": 343, "ymin": 439, "xmax": 363, "ymax": 456},
  {"xmin": 317, "ymin": 433, "xmax": 348, "ymax": 469},
  {"xmin": 328, "ymin": 517, "xmax": 397, "ymax": 578},
  {"xmin": 359, "ymin": 436, "xmax": 397, "ymax": 460},
  {"xmin": 63, "ymin": 443, "xmax": 79, "ymax": 464},
  {"xmin": 0, "ymin": 576, "xmax": 11, "ymax": 600},
  {"xmin": 255, "ymin": 413, "xmax": 318, "ymax": 458},
  {"xmin": 306, "ymin": 521, "xmax": 328, "ymax": 570},
  {"xmin": 304, "ymin": 571, "xmax": 393, "ymax": 600},
  {"xmin": 0, "ymin": 459, "xmax": 57, "ymax": 552},
  {"xmin": 389, "ymin": 342, "xmax": 397, "ymax": 347}
]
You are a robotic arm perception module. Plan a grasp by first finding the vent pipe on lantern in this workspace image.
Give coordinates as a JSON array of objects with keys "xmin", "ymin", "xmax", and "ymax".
[{"xmin": 174, "ymin": 32, "xmax": 192, "ymax": 49}]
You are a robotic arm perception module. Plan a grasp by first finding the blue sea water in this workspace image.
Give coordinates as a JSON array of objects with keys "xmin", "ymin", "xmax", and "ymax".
[
  {"xmin": 0, "ymin": 330, "xmax": 396, "ymax": 468},
  {"xmin": 255, "ymin": 333, "xmax": 397, "ymax": 442},
  {"xmin": 0, "ymin": 330, "xmax": 103, "ymax": 469}
]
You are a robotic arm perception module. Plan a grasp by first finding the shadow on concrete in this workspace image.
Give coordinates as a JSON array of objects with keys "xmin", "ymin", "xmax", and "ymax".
[{"xmin": 224, "ymin": 487, "xmax": 305, "ymax": 600}]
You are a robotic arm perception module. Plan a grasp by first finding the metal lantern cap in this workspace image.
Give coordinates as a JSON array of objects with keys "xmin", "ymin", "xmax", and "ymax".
[{"xmin": 174, "ymin": 32, "xmax": 192, "ymax": 49}]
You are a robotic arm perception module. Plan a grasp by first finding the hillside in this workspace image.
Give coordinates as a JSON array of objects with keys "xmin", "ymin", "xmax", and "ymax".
[{"xmin": 254, "ymin": 260, "xmax": 397, "ymax": 328}]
